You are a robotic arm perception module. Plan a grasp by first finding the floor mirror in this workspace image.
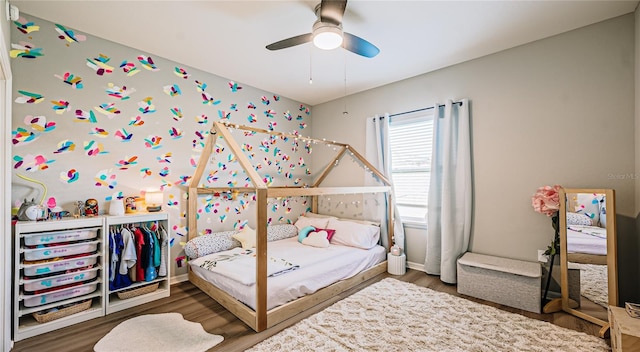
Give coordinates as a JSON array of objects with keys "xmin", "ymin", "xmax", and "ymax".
[{"xmin": 559, "ymin": 188, "xmax": 618, "ymax": 337}]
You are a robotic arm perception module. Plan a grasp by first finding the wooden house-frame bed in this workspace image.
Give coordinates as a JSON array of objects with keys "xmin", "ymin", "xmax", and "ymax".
[{"xmin": 187, "ymin": 121, "xmax": 394, "ymax": 332}]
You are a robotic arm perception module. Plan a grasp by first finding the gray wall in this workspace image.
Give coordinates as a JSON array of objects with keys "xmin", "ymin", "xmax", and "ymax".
[{"xmin": 312, "ymin": 14, "xmax": 636, "ymax": 279}]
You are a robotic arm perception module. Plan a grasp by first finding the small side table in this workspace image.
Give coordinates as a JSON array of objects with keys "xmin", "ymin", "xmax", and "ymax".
[
  {"xmin": 387, "ymin": 253, "xmax": 406, "ymax": 275},
  {"xmin": 609, "ymin": 305, "xmax": 640, "ymax": 352}
]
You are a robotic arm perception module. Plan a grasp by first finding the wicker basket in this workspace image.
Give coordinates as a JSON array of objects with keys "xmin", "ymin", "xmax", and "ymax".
[
  {"xmin": 32, "ymin": 299, "xmax": 92, "ymax": 324},
  {"xmin": 117, "ymin": 282, "xmax": 159, "ymax": 300}
]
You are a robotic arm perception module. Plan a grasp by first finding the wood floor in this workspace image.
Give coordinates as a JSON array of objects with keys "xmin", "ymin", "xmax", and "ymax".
[{"xmin": 12, "ymin": 269, "xmax": 607, "ymax": 352}]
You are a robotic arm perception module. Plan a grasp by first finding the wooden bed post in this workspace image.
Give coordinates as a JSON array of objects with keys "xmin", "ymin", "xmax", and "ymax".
[{"xmin": 255, "ymin": 188, "xmax": 268, "ymax": 330}]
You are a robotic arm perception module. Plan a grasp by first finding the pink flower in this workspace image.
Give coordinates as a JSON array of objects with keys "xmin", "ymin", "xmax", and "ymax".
[{"xmin": 532, "ymin": 185, "xmax": 561, "ymax": 216}]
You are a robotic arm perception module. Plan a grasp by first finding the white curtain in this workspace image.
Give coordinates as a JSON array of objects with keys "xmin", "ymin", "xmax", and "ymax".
[
  {"xmin": 364, "ymin": 114, "xmax": 405, "ymax": 250},
  {"xmin": 424, "ymin": 99, "xmax": 472, "ymax": 284}
]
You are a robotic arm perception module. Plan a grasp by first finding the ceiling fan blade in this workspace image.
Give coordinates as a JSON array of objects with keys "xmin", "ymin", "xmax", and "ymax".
[
  {"xmin": 266, "ymin": 33, "xmax": 313, "ymax": 51},
  {"xmin": 320, "ymin": 0, "xmax": 347, "ymax": 25},
  {"xmin": 343, "ymin": 32, "xmax": 380, "ymax": 58}
]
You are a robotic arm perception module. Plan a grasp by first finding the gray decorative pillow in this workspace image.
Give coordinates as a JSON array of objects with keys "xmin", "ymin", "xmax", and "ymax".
[
  {"xmin": 567, "ymin": 212, "xmax": 593, "ymax": 226},
  {"xmin": 267, "ymin": 224, "xmax": 298, "ymax": 242},
  {"xmin": 184, "ymin": 230, "xmax": 241, "ymax": 259},
  {"xmin": 185, "ymin": 225, "xmax": 297, "ymax": 259}
]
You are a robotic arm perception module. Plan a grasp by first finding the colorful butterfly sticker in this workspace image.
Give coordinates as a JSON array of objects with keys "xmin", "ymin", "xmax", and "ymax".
[
  {"xmin": 264, "ymin": 109, "xmax": 276, "ymax": 118},
  {"xmin": 283, "ymin": 111, "xmax": 292, "ymax": 121},
  {"xmin": 299, "ymin": 104, "xmax": 310, "ymax": 115},
  {"xmin": 206, "ymin": 170, "xmax": 218, "ymax": 183},
  {"xmin": 75, "ymin": 109, "xmax": 97, "ymax": 123},
  {"xmin": 60, "ymin": 169, "xmax": 79, "ymax": 183},
  {"xmin": 159, "ymin": 167, "xmax": 170, "ymax": 177},
  {"xmin": 54, "ymin": 72, "xmax": 83, "ymax": 89},
  {"xmin": 114, "ymin": 128, "xmax": 133, "ymax": 142},
  {"xmin": 138, "ymin": 97, "xmax": 156, "ymax": 114},
  {"xmin": 159, "ymin": 180, "xmax": 172, "ymax": 191},
  {"xmin": 86, "ymin": 54, "xmax": 113, "ymax": 75},
  {"xmin": 273, "ymin": 95, "xmax": 280, "ymax": 102},
  {"xmin": 94, "ymin": 169, "xmax": 117, "ymax": 188},
  {"xmin": 296, "ymin": 115, "xmax": 304, "ymax": 120},
  {"xmin": 119, "ymin": 60, "xmax": 140, "ymax": 76},
  {"xmin": 15, "ymin": 90, "xmax": 43, "ymax": 104},
  {"xmin": 24, "ymin": 115, "xmax": 56, "ymax": 132},
  {"xmin": 218, "ymin": 110, "xmax": 230, "ymax": 120},
  {"xmin": 233, "ymin": 219, "xmax": 249, "ymax": 231},
  {"xmin": 263, "ymin": 175, "xmax": 273, "ymax": 186},
  {"xmin": 105, "ymin": 191, "xmax": 124, "ymax": 201},
  {"xmin": 175, "ymin": 175, "xmax": 191, "ymax": 186},
  {"xmin": 13, "ymin": 154, "xmax": 55, "ymax": 171},
  {"xmin": 189, "ymin": 156, "xmax": 198, "ymax": 168},
  {"xmin": 51, "ymin": 100, "xmax": 70, "ymax": 114},
  {"xmin": 214, "ymin": 144, "xmax": 224, "ymax": 154},
  {"xmin": 195, "ymin": 80, "xmax": 207, "ymax": 92},
  {"xmin": 95, "ymin": 102, "xmax": 120, "ymax": 117},
  {"xmin": 137, "ymin": 55, "xmax": 159, "ymax": 71},
  {"xmin": 157, "ymin": 152, "xmax": 172, "ymax": 163},
  {"xmin": 10, "ymin": 42, "xmax": 43, "ymax": 59},
  {"xmin": 195, "ymin": 114, "xmax": 208, "ymax": 124},
  {"xmin": 165, "ymin": 108, "xmax": 182, "ymax": 122},
  {"xmin": 115, "ymin": 156, "xmax": 138, "ymax": 170},
  {"xmin": 84, "ymin": 140, "xmax": 108, "ymax": 156},
  {"xmin": 106, "ymin": 83, "xmax": 135, "ymax": 100},
  {"xmin": 247, "ymin": 102, "xmax": 256, "ymax": 109},
  {"xmin": 294, "ymin": 177, "xmax": 302, "ymax": 185},
  {"xmin": 169, "ymin": 127, "xmax": 183, "ymax": 139},
  {"xmin": 89, "ymin": 127, "xmax": 109, "ymax": 138},
  {"xmin": 144, "ymin": 135, "xmax": 162, "ymax": 149},
  {"xmin": 299, "ymin": 122, "xmax": 307, "ymax": 129},
  {"xmin": 228, "ymin": 81, "xmax": 242, "ymax": 92},
  {"xmin": 261, "ymin": 96, "xmax": 270, "ymax": 105},
  {"xmin": 54, "ymin": 24, "xmax": 87, "ymax": 45},
  {"xmin": 128, "ymin": 116, "xmax": 145, "ymax": 126},
  {"xmin": 247, "ymin": 114, "xmax": 257, "ymax": 123},
  {"xmin": 267, "ymin": 121, "xmax": 277, "ymax": 131},
  {"xmin": 230, "ymin": 103, "xmax": 238, "ymax": 111},
  {"xmin": 163, "ymin": 84, "xmax": 181, "ymax": 97},
  {"xmin": 14, "ymin": 18, "xmax": 40, "ymax": 35},
  {"xmin": 174, "ymin": 67, "xmax": 189, "ymax": 79},
  {"xmin": 166, "ymin": 194, "xmax": 179, "ymax": 208},
  {"xmin": 12, "ymin": 127, "xmax": 38, "ymax": 145},
  {"xmin": 140, "ymin": 167, "xmax": 152, "ymax": 178},
  {"xmin": 54, "ymin": 140, "xmax": 75, "ymax": 154},
  {"xmin": 201, "ymin": 91, "xmax": 220, "ymax": 105}
]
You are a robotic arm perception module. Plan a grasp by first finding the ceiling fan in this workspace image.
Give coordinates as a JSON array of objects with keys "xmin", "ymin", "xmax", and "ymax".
[{"xmin": 266, "ymin": 0, "xmax": 380, "ymax": 58}]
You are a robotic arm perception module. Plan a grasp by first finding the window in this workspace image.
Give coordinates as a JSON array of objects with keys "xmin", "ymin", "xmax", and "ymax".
[{"xmin": 389, "ymin": 112, "xmax": 434, "ymax": 225}]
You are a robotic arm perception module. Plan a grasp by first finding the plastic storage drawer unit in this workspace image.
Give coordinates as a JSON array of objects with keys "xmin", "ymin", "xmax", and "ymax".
[
  {"xmin": 23, "ymin": 241, "xmax": 99, "ymax": 261},
  {"xmin": 23, "ymin": 282, "xmax": 99, "ymax": 307},
  {"xmin": 23, "ymin": 228, "xmax": 99, "ymax": 246},
  {"xmin": 23, "ymin": 267, "xmax": 99, "ymax": 292},
  {"xmin": 22, "ymin": 254, "xmax": 100, "ymax": 276}
]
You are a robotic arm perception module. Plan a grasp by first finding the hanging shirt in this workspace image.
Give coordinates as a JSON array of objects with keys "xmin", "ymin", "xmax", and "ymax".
[
  {"xmin": 119, "ymin": 227, "xmax": 137, "ymax": 275},
  {"xmin": 158, "ymin": 226, "xmax": 169, "ymax": 277},
  {"xmin": 133, "ymin": 227, "xmax": 146, "ymax": 282}
]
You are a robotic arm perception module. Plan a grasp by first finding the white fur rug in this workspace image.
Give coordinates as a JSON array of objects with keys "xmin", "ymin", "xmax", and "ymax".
[
  {"xmin": 247, "ymin": 278, "xmax": 609, "ymax": 352},
  {"xmin": 94, "ymin": 312, "xmax": 223, "ymax": 352},
  {"xmin": 572, "ymin": 262, "xmax": 609, "ymax": 308}
]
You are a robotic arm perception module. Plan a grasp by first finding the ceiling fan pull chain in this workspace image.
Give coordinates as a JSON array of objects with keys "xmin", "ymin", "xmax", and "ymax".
[{"xmin": 309, "ymin": 45, "xmax": 313, "ymax": 85}]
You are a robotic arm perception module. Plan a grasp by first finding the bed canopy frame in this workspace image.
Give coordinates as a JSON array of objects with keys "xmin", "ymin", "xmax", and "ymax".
[{"xmin": 187, "ymin": 121, "xmax": 394, "ymax": 331}]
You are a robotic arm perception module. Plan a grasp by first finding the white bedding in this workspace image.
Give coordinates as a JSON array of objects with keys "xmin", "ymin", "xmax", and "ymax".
[
  {"xmin": 189, "ymin": 237, "xmax": 386, "ymax": 310},
  {"xmin": 567, "ymin": 225, "xmax": 607, "ymax": 256}
]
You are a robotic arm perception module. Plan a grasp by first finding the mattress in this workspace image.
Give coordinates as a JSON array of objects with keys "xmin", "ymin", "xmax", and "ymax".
[
  {"xmin": 189, "ymin": 236, "xmax": 386, "ymax": 310},
  {"xmin": 567, "ymin": 225, "xmax": 607, "ymax": 256}
]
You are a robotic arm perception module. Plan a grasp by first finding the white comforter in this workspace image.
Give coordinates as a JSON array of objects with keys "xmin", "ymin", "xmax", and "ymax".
[
  {"xmin": 189, "ymin": 237, "xmax": 386, "ymax": 310},
  {"xmin": 194, "ymin": 247, "xmax": 298, "ymax": 285}
]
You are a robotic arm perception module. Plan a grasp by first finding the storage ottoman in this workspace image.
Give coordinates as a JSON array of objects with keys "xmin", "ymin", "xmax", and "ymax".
[{"xmin": 457, "ymin": 252, "xmax": 542, "ymax": 313}]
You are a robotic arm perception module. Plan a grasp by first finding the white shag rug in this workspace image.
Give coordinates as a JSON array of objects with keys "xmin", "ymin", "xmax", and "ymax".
[
  {"xmin": 572, "ymin": 262, "xmax": 609, "ymax": 308},
  {"xmin": 94, "ymin": 312, "xmax": 223, "ymax": 352},
  {"xmin": 247, "ymin": 278, "xmax": 609, "ymax": 352}
]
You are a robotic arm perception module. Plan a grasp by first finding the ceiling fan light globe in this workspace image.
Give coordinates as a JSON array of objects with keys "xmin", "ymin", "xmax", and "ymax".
[{"xmin": 312, "ymin": 24, "xmax": 343, "ymax": 50}]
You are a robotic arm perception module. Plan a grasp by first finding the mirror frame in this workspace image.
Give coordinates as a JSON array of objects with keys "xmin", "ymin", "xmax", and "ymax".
[{"xmin": 559, "ymin": 188, "xmax": 618, "ymax": 336}]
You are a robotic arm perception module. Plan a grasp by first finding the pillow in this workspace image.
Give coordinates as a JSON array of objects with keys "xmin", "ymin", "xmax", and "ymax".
[
  {"xmin": 301, "ymin": 231, "xmax": 330, "ymax": 248},
  {"xmin": 327, "ymin": 218, "xmax": 380, "ymax": 249},
  {"xmin": 267, "ymin": 224, "xmax": 298, "ymax": 241},
  {"xmin": 297, "ymin": 226, "xmax": 316, "ymax": 243},
  {"xmin": 294, "ymin": 216, "xmax": 330, "ymax": 231},
  {"xmin": 184, "ymin": 230, "xmax": 240, "ymax": 259},
  {"xmin": 232, "ymin": 226, "xmax": 257, "ymax": 249},
  {"xmin": 566, "ymin": 212, "xmax": 593, "ymax": 226},
  {"xmin": 573, "ymin": 193, "xmax": 601, "ymax": 225}
]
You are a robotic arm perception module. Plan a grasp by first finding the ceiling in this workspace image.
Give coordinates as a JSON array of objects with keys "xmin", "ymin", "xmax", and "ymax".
[{"xmin": 10, "ymin": 0, "xmax": 639, "ymax": 106}]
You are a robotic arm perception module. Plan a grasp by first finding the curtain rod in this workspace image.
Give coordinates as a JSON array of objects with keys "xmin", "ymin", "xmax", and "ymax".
[{"xmin": 384, "ymin": 101, "xmax": 464, "ymax": 118}]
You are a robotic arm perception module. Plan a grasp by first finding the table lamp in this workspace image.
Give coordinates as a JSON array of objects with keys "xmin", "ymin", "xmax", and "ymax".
[{"xmin": 145, "ymin": 191, "xmax": 163, "ymax": 212}]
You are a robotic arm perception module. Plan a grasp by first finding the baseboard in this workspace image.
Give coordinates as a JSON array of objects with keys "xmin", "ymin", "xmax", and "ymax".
[
  {"xmin": 407, "ymin": 261, "xmax": 425, "ymax": 272},
  {"xmin": 171, "ymin": 273, "xmax": 189, "ymax": 284}
]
